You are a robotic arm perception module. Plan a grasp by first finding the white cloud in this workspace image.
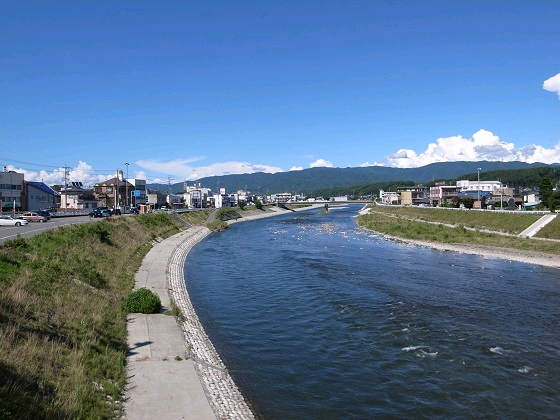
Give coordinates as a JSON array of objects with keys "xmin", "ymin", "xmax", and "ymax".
[
  {"xmin": 290, "ymin": 166, "xmax": 304, "ymax": 171},
  {"xmin": 136, "ymin": 158, "xmax": 283, "ymax": 181},
  {"xmin": 309, "ymin": 159, "xmax": 333, "ymax": 168},
  {"xmin": 15, "ymin": 158, "xmax": 284, "ymax": 186},
  {"xmin": 359, "ymin": 161, "xmax": 385, "ymax": 167},
  {"xmin": 385, "ymin": 129, "xmax": 560, "ymax": 168},
  {"xmin": 543, "ymin": 73, "xmax": 560, "ymax": 98},
  {"xmin": 5, "ymin": 161, "xmax": 114, "ymax": 187}
]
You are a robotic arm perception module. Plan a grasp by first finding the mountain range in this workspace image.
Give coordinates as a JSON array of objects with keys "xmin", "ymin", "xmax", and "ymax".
[{"xmin": 147, "ymin": 161, "xmax": 559, "ymax": 195}]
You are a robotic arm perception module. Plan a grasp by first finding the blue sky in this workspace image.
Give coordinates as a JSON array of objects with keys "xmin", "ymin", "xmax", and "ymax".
[{"xmin": 2, "ymin": 0, "xmax": 559, "ymax": 185}]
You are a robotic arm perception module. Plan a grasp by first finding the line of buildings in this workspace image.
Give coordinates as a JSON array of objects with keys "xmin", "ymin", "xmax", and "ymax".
[
  {"xmin": 0, "ymin": 167, "xmax": 293, "ymax": 213},
  {"xmin": 380, "ymin": 179, "xmax": 541, "ymax": 209},
  {"xmin": 6, "ymin": 166, "xmax": 544, "ymax": 214}
]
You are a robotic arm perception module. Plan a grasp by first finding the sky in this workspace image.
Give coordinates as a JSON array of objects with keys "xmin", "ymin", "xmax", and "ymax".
[{"xmin": 2, "ymin": 0, "xmax": 559, "ymax": 186}]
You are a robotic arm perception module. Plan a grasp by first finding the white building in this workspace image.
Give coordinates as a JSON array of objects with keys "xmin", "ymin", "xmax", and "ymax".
[
  {"xmin": 379, "ymin": 189, "xmax": 400, "ymax": 204},
  {"xmin": 183, "ymin": 182, "xmax": 212, "ymax": 208},
  {"xmin": 456, "ymin": 180, "xmax": 503, "ymax": 192}
]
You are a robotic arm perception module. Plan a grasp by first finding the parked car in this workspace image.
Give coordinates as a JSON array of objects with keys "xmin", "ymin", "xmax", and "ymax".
[
  {"xmin": 89, "ymin": 209, "xmax": 111, "ymax": 218},
  {"xmin": 20, "ymin": 212, "xmax": 48, "ymax": 222},
  {"xmin": 36, "ymin": 210, "xmax": 51, "ymax": 220},
  {"xmin": 0, "ymin": 215, "xmax": 29, "ymax": 226}
]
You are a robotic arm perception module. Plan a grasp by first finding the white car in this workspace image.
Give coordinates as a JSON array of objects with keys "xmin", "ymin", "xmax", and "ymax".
[{"xmin": 0, "ymin": 215, "xmax": 29, "ymax": 226}]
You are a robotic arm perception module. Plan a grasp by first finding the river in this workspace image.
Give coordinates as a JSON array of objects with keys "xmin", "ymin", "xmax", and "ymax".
[{"xmin": 184, "ymin": 204, "xmax": 560, "ymax": 419}]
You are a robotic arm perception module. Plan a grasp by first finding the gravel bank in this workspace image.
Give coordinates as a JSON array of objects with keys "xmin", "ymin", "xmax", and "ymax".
[{"xmin": 378, "ymin": 234, "xmax": 560, "ymax": 269}]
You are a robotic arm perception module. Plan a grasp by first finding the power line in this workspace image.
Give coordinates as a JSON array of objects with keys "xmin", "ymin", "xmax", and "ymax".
[{"xmin": 0, "ymin": 157, "xmax": 61, "ymax": 169}]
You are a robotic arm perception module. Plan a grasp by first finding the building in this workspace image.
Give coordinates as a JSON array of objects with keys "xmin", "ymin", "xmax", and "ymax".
[
  {"xmin": 379, "ymin": 189, "xmax": 400, "ymax": 204},
  {"xmin": 93, "ymin": 171, "xmax": 134, "ymax": 210},
  {"xmin": 183, "ymin": 182, "xmax": 212, "ymax": 208},
  {"xmin": 456, "ymin": 180, "xmax": 503, "ymax": 193},
  {"xmin": 59, "ymin": 185, "xmax": 97, "ymax": 210},
  {"xmin": 146, "ymin": 190, "xmax": 167, "ymax": 209},
  {"xmin": 397, "ymin": 186, "xmax": 428, "ymax": 206},
  {"xmin": 429, "ymin": 184, "xmax": 459, "ymax": 206},
  {"xmin": 167, "ymin": 194, "xmax": 184, "ymax": 209},
  {"xmin": 128, "ymin": 179, "xmax": 147, "ymax": 207},
  {"xmin": 331, "ymin": 196, "xmax": 348, "ymax": 202},
  {"xmin": 271, "ymin": 192, "xmax": 293, "ymax": 204},
  {"xmin": 0, "ymin": 169, "xmax": 24, "ymax": 212},
  {"xmin": 25, "ymin": 181, "xmax": 59, "ymax": 211}
]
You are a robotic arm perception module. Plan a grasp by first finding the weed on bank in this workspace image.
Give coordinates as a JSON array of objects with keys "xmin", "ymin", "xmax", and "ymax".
[{"xmin": 0, "ymin": 214, "xmax": 181, "ymax": 420}]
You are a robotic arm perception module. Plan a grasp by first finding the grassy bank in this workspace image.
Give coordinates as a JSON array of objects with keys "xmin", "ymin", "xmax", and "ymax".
[
  {"xmin": 358, "ymin": 206, "xmax": 560, "ymax": 255},
  {"xmin": 535, "ymin": 215, "xmax": 560, "ymax": 240},
  {"xmin": 0, "ymin": 213, "xmax": 183, "ymax": 419},
  {"xmin": 368, "ymin": 205, "xmax": 542, "ymax": 234}
]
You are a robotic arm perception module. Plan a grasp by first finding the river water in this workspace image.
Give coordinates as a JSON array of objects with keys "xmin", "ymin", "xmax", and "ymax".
[{"xmin": 184, "ymin": 204, "xmax": 560, "ymax": 419}]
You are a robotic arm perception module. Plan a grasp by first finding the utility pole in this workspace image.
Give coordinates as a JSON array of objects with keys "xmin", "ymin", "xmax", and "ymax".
[
  {"xmin": 125, "ymin": 163, "xmax": 129, "ymax": 209},
  {"xmin": 116, "ymin": 169, "xmax": 119, "ymax": 210},
  {"xmin": 167, "ymin": 176, "xmax": 172, "ymax": 208},
  {"xmin": 62, "ymin": 165, "xmax": 70, "ymax": 209},
  {"xmin": 477, "ymin": 168, "xmax": 481, "ymax": 209}
]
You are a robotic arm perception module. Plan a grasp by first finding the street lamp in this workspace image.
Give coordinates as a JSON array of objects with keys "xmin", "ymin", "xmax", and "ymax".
[
  {"xmin": 477, "ymin": 168, "xmax": 481, "ymax": 209},
  {"xmin": 125, "ymin": 163, "xmax": 129, "ymax": 209}
]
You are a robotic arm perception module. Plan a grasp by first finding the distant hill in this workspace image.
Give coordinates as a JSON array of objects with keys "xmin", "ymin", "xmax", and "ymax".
[{"xmin": 147, "ymin": 161, "xmax": 558, "ymax": 195}]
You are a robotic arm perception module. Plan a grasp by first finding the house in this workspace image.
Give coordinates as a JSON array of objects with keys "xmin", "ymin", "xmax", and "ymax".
[
  {"xmin": 145, "ymin": 190, "xmax": 167, "ymax": 209},
  {"xmin": 59, "ymin": 185, "xmax": 97, "ymax": 210},
  {"xmin": 457, "ymin": 191, "xmax": 492, "ymax": 209},
  {"xmin": 522, "ymin": 190, "xmax": 540, "ymax": 209},
  {"xmin": 93, "ymin": 171, "xmax": 134, "ymax": 209}
]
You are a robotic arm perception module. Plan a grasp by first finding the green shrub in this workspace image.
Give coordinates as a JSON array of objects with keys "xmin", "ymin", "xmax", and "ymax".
[{"xmin": 123, "ymin": 288, "xmax": 161, "ymax": 314}]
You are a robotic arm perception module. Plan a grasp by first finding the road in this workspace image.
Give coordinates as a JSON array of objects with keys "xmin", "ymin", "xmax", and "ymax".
[{"xmin": 0, "ymin": 215, "xmax": 93, "ymax": 245}]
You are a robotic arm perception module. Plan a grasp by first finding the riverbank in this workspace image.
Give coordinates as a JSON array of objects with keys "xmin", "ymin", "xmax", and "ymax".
[
  {"xmin": 125, "ymin": 205, "xmax": 323, "ymax": 419},
  {"xmin": 377, "ymin": 234, "xmax": 560, "ymax": 269},
  {"xmin": 358, "ymin": 206, "xmax": 560, "ymax": 269}
]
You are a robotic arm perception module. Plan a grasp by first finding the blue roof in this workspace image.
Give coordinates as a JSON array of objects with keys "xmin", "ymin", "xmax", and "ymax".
[
  {"xmin": 457, "ymin": 191, "xmax": 491, "ymax": 198},
  {"xmin": 27, "ymin": 181, "xmax": 59, "ymax": 196}
]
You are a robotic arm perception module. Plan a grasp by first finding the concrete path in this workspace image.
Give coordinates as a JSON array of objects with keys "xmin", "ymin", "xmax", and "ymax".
[
  {"xmin": 519, "ymin": 213, "xmax": 557, "ymax": 238},
  {"xmin": 125, "ymin": 228, "xmax": 217, "ymax": 420}
]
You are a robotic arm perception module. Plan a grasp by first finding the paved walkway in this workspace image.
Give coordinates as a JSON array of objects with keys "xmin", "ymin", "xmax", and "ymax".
[
  {"xmin": 125, "ymin": 228, "xmax": 217, "ymax": 420},
  {"xmin": 519, "ymin": 213, "xmax": 557, "ymax": 237}
]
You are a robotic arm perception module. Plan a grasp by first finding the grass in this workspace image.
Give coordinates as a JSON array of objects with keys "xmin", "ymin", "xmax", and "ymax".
[
  {"xmin": 178, "ymin": 209, "xmax": 212, "ymax": 226},
  {"xmin": 0, "ymin": 214, "xmax": 184, "ymax": 419},
  {"xmin": 369, "ymin": 205, "xmax": 542, "ymax": 234},
  {"xmin": 357, "ymin": 208, "xmax": 560, "ymax": 255},
  {"xmin": 534, "ymin": 215, "xmax": 560, "ymax": 240}
]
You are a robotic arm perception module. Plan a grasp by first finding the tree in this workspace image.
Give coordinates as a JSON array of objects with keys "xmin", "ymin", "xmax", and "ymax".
[
  {"xmin": 238, "ymin": 200, "xmax": 246, "ymax": 210},
  {"xmin": 551, "ymin": 191, "xmax": 560, "ymax": 212},
  {"xmin": 539, "ymin": 177, "xmax": 554, "ymax": 210},
  {"xmin": 254, "ymin": 199, "xmax": 263, "ymax": 210}
]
